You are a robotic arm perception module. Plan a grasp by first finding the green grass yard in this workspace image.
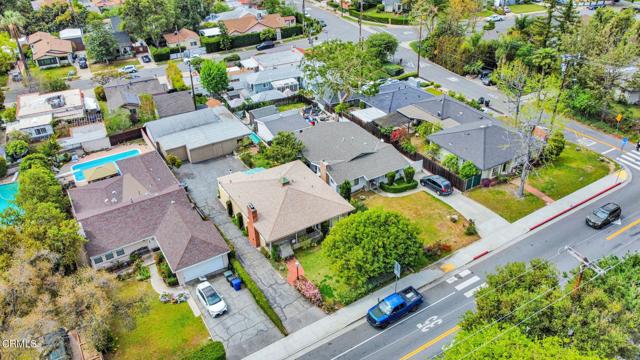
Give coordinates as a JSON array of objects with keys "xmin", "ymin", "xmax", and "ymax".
[
  {"xmin": 425, "ymin": 87, "xmax": 444, "ymax": 96},
  {"xmin": 466, "ymin": 184, "xmax": 546, "ymax": 223},
  {"xmin": 508, "ymin": 4, "xmax": 546, "ymax": 13},
  {"xmin": 30, "ymin": 65, "xmax": 77, "ymax": 82},
  {"xmin": 296, "ymin": 245, "xmax": 349, "ymax": 301},
  {"xmin": 110, "ymin": 280, "xmax": 209, "ymax": 360},
  {"xmin": 90, "ymin": 59, "xmax": 141, "ymax": 73},
  {"xmin": 477, "ymin": 9, "xmax": 495, "ymax": 17},
  {"xmin": 363, "ymin": 7, "xmax": 411, "ymax": 21},
  {"xmin": 277, "ymin": 102, "xmax": 306, "ymax": 112},
  {"xmin": 528, "ymin": 145, "xmax": 613, "ymax": 200}
]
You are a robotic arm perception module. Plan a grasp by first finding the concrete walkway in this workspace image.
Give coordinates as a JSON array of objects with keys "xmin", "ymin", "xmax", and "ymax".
[{"xmin": 246, "ymin": 171, "xmax": 629, "ymax": 360}]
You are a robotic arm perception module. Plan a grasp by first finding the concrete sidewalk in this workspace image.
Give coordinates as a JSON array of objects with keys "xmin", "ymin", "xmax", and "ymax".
[{"xmin": 246, "ymin": 171, "xmax": 629, "ymax": 360}]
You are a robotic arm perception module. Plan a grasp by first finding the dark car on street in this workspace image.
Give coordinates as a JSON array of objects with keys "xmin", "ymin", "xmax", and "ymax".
[
  {"xmin": 586, "ymin": 203, "xmax": 621, "ymax": 229},
  {"xmin": 480, "ymin": 69, "xmax": 494, "ymax": 86},
  {"xmin": 256, "ymin": 41, "xmax": 275, "ymax": 51},
  {"xmin": 420, "ymin": 175, "xmax": 453, "ymax": 196},
  {"xmin": 141, "ymin": 55, "xmax": 151, "ymax": 63}
]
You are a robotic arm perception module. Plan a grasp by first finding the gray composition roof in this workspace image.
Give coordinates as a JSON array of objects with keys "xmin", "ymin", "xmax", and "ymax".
[
  {"xmin": 153, "ymin": 91, "xmax": 196, "ymax": 118},
  {"xmin": 249, "ymin": 105, "xmax": 278, "ymax": 119},
  {"xmin": 145, "ymin": 107, "xmax": 250, "ymax": 151},
  {"xmin": 296, "ymin": 122, "xmax": 409, "ymax": 184},
  {"xmin": 257, "ymin": 109, "xmax": 310, "ymax": 135},
  {"xmin": 245, "ymin": 66, "xmax": 302, "ymax": 85},
  {"xmin": 250, "ymin": 89, "xmax": 287, "ymax": 102},
  {"xmin": 405, "ymin": 95, "xmax": 494, "ymax": 125},
  {"xmin": 359, "ymin": 82, "xmax": 433, "ymax": 114},
  {"xmin": 105, "ymin": 76, "xmax": 167, "ymax": 111},
  {"xmin": 374, "ymin": 111, "xmax": 413, "ymax": 128},
  {"xmin": 427, "ymin": 120, "xmax": 524, "ymax": 170}
]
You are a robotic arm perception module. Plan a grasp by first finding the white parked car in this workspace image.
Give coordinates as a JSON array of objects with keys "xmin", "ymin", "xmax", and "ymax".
[
  {"xmin": 119, "ymin": 65, "xmax": 137, "ymax": 73},
  {"xmin": 486, "ymin": 15, "xmax": 504, "ymax": 22},
  {"xmin": 196, "ymin": 281, "xmax": 227, "ymax": 317},
  {"xmin": 183, "ymin": 54, "xmax": 201, "ymax": 63}
]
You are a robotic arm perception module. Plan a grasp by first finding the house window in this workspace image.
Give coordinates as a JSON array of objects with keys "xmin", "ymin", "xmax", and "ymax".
[
  {"xmin": 93, "ymin": 256, "xmax": 103, "ymax": 264},
  {"xmin": 490, "ymin": 166, "xmax": 500, "ymax": 178},
  {"xmin": 353, "ymin": 178, "xmax": 360, "ymax": 185},
  {"xmin": 115, "ymin": 249, "xmax": 125, "ymax": 257},
  {"xmin": 34, "ymin": 127, "xmax": 48, "ymax": 135},
  {"xmin": 190, "ymin": 41, "xmax": 198, "ymax": 46},
  {"xmin": 104, "ymin": 252, "xmax": 114, "ymax": 260},
  {"xmin": 37, "ymin": 57, "xmax": 58, "ymax": 66}
]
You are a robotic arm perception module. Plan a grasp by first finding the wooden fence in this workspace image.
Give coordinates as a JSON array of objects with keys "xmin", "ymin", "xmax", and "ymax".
[{"xmin": 109, "ymin": 127, "xmax": 143, "ymax": 146}]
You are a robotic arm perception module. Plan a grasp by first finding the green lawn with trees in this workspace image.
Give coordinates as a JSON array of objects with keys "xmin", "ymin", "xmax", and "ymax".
[{"xmin": 467, "ymin": 184, "xmax": 546, "ymax": 223}]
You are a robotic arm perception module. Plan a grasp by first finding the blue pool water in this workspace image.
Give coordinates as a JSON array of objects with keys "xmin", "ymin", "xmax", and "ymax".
[
  {"xmin": 0, "ymin": 182, "xmax": 19, "ymax": 213},
  {"xmin": 71, "ymin": 149, "xmax": 141, "ymax": 182},
  {"xmin": 249, "ymin": 132, "xmax": 261, "ymax": 145}
]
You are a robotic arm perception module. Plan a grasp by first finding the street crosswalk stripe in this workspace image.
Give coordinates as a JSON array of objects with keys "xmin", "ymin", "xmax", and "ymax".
[
  {"xmin": 464, "ymin": 283, "xmax": 487, "ymax": 298},
  {"xmin": 621, "ymin": 154, "xmax": 640, "ymax": 164},
  {"xmin": 623, "ymin": 151, "xmax": 640, "ymax": 161},
  {"xmin": 601, "ymin": 148, "xmax": 616, "ymax": 155},
  {"xmin": 446, "ymin": 276, "xmax": 458, "ymax": 284},
  {"xmin": 454, "ymin": 275, "xmax": 480, "ymax": 291},
  {"xmin": 617, "ymin": 157, "xmax": 640, "ymax": 171},
  {"xmin": 457, "ymin": 269, "xmax": 471, "ymax": 278}
]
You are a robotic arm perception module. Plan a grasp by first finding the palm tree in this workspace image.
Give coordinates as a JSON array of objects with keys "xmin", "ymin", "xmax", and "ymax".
[
  {"xmin": 0, "ymin": 10, "xmax": 30, "ymax": 83},
  {"xmin": 408, "ymin": 0, "xmax": 446, "ymax": 78}
]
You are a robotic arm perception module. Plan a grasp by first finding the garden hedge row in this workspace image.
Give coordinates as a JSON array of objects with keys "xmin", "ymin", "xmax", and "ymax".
[
  {"xmin": 231, "ymin": 32, "xmax": 262, "ymax": 49},
  {"xmin": 394, "ymin": 71, "xmax": 417, "ymax": 80},
  {"xmin": 380, "ymin": 180, "xmax": 418, "ymax": 193},
  {"xmin": 281, "ymin": 24, "xmax": 304, "ymax": 39},
  {"xmin": 149, "ymin": 46, "xmax": 186, "ymax": 62},
  {"xmin": 348, "ymin": 9, "xmax": 411, "ymax": 25},
  {"xmin": 180, "ymin": 341, "xmax": 225, "ymax": 360},
  {"xmin": 200, "ymin": 25, "xmax": 304, "ymax": 54},
  {"xmin": 201, "ymin": 36, "xmax": 222, "ymax": 53},
  {"xmin": 383, "ymin": 64, "xmax": 404, "ymax": 76},
  {"xmin": 230, "ymin": 258, "xmax": 288, "ymax": 335}
]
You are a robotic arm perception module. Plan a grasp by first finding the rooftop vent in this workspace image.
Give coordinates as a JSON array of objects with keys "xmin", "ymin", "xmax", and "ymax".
[
  {"xmin": 280, "ymin": 177, "xmax": 290, "ymax": 186},
  {"xmin": 46, "ymin": 95, "xmax": 66, "ymax": 109}
]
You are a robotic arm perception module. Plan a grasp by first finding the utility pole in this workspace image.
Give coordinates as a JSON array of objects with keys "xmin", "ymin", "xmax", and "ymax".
[
  {"xmin": 416, "ymin": 15, "xmax": 423, "ymax": 78},
  {"xmin": 358, "ymin": 0, "xmax": 363, "ymax": 44},
  {"xmin": 566, "ymin": 246, "xmax": 605, "ymax": 298},
  {"xmin": 187, "ymin": 61, "xmax": 196, "ymax": 108}
]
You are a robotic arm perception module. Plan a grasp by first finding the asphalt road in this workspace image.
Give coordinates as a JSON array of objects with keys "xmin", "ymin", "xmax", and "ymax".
[{"xmin": 299, "ymin": 134, "xmax": 640, "ymax": 360}]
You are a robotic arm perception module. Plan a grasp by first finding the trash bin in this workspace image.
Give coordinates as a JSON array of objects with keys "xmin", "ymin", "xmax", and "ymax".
[{"xmin": 231, "ymin": 277, "xmax": 242, "ymax": 291}]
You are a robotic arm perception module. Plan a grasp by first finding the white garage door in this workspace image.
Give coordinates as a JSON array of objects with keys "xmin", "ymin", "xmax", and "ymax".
[{"xmin": 180, "ymin": 255, "xmax": 225, "ymax": 283}]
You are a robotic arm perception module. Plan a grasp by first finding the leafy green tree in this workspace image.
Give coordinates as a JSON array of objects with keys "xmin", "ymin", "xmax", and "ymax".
[
  {"xmin": 442, "ymin": 154, "xmax": 459, "ymax": 173},
  {"xmin": 15, "ymin": 165, "xmax": 66, "ymax": 212},
  {"xmin": 171, "ymin": 0, "xmax": 208, "ymax": 30},
  {"xmin": 303, "ymin": 40, "xmax": 383, "ymax": 104},
  {"xmin": 0, "ymin": 11, "xmax": 29, "ymax": 81},
  {"xmin": 458, "ymin": 160, "xmax": 479, "ymax": 179},
  {"xmin": 424, "ymin": 141, "xmax": 440, "ymax": 159},
  {"xmin": 403, "ymin": 166, "xmax": 415, "ymax": 183},
  {"xmin": 385, "ymin": 171, "xmax": 396, "ymax": 185},
  {"xmin": 200, "ymin": 59, "xmax": 229, "ymax": 96},
  {"xmin": 211, "ymin": 1, "xmax": 231, "ymax": 13},
  {"xmin": 262, "ymin": 0, "xmax": 281, "ymax": 14},
  {"xmin": 2, "ymin": 105, "xmax": 16, "ymax": 122},
  {"xmin": 121, "ymin": 0, "xmax": 174, "ymax": 46},
  {"xmin": 443, "ymin": 323, "xmax": 601, "ymax": 360},
  {"xmin": 84, "ymin": 22, "xmax": 118, "ymax": 63},
  {"xmin": 104, "ymin": 109, "xmax": 132, "ymax": 135},
  {"xmin": 19, "ymin": 153, "xmax": 50, "ymax": 171},
  {"xmin": 5, "ymin": 139, "xmax": 28, "ymax": 159},
  {"xmin": 323, "ymin": 209, "xmax": 423, "ymax": 287},
  {"xmin": 37, "ymin": 137, "xmax": 60, "ymax": 158},
  {"xmin": 263, "ymin": 132, "xmax": 304, "ymax": 165},
  {"xmin": 166, "ymin": 154, "xmax": 182, "ymax": 168},
  {"xmin": 542, "ymin": 131, "xmax": 565, "ymax": 162},
  {"xmin": 218, "ymin": 22, "xmax": 232, "ymax": 50},
  {"xmin": 529, "ymin": 0, "xmax": 559, "ymax": 48},
  {"xmin": 0, "ymin": 157, "xmax": 6, "ymax": 177},
  {"xmin": 554, "ymin": 0, "xmax": 579, "ymax": 36},
  {"xmin": 365, "ymin": 33, "xmax": 398, "ymax": 63},
  {"xmin": 338, "ymin": 180, "xmax": 351, "ymax": 201},
  {"xmin": 260, "ymin": 27, "xmax": 276, "ymax": 41},
  {"xmin": 44, "ymin": 79, "xmax": 69, "ymax": 92},
  {"xmin": 23, "ymin": 2, "xmax": 89, "ymax": 34}
]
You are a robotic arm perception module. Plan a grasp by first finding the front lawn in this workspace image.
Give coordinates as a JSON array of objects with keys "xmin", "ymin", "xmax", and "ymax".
[
  {"xmin": 508, "ymin": 4, "xmax": 546, "ymax": 13},
  {"xmin": 466, "ymin": 183, "xmax": 545, "ymax": 223},
  {"xmin": 476, "ymin": 9, "xmax": 495, "ymax": 17},
  {"xmin": 110, "ymin": 280, "xmax": 209, "ymax": 360},
  {"xmin": 296, "ymin": 245, "xmax": 349, "ymax": 302},
  {"xmin": 277, "ymin": 102, "xmax": 306, "ymax": 112},
  {"xmin": 364, "ymin": 7, "xmax": 411, "ymax": 21},
  {"xmin": 528, "ymin": 145, "xmax": 613, "ymax": 200},
  {"xmin": 30, "ymin": 65, "xmax": 77, "ymax": 82},
  {"xmin": 425, "ymin": 87, "xmax": 444, "ymax": 96},
  {"xmin": 90, "ymin": 59, "xmax": 141, "ymax": 73},
  {"xmin": 363, "ymin": 191, "xmax": 479, "ymax": 249}
]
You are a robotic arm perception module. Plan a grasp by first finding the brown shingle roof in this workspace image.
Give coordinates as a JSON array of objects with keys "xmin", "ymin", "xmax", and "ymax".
[
  {"xmin": 70, "ymin": 151, "xmax": 229, "ymax": 271},
  {"xmin": 218, "ymin": 161, "xmax": 354, "ymax": 243},
  {"xmin": 27, "ymin": 31, "xmax": 54, "ymax": 45},
  {"xmin": 32, "ymin": 37, "xmax": 73, "ymax": 60},
  {"xmin": 163, "ymin": 28, "xmax": 199, "ymax": 44},
  {"xmin": 222, "ymin": 14, "xmax": 286, "ymax": 35}
]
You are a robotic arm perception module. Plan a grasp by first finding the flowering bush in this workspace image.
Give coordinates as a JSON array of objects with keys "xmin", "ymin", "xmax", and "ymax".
[{"xmin": 294, "ymin": 277, "xmax": 323, "ymax": 307}]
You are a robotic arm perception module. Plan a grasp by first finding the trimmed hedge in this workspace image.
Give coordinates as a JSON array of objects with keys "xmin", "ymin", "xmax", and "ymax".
[
  {"xmin": 180, "ymin": 341, "xmax": 225, "ymax": 360},
  {"xmin": 223, "ymin": 53, "xmax": 241, "ymax": 62},
  {"xmin": 201, "ymin": 36, "xmax": 222, "ymax": 53},
  {"xmin": 231, "ymin": 32, "xmax": 262, "ymax": 48},
  {"xmin": 281, "ymin": 25, "xmax": 304, "ymax": 39},
  {"xmin": 394, "ymin": 71, "xmax": 417, "ymax": 80},
  {"xmin": 150, "ymin": 45, "xmax": 186, "ymax": 62},
  {"xmin": 348, "ymin": 9, "xmax": 411, "ymax": 25},
  {"xmin": 380, "ymin": 180, "xmax": 418, "ymax": 193},
  {"xmin": 231, "ymin": 258, "xmax": 288, "ymax": 335},
  {"xmin": 383, "ymin": 64, "xmax": 404, "ymax": 76}
]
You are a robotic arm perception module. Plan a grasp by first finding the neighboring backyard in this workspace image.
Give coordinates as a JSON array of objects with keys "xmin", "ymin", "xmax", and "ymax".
[
  {"xmin": 277, "ymin": 102, "xmax": 307, "ymax": 112},
  {"xmin": 109, "ymin": 280, "xmax": 209, "ymax": 360}
]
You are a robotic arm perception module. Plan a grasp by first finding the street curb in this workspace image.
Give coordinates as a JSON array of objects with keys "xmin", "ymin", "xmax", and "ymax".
[{"xmin": 528, "ymin": 181, "xmax": 623, "ymax": 231}]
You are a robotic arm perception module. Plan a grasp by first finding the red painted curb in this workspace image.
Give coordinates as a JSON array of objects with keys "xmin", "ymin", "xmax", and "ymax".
[
  {"xmin": 528, "ymin": 182, "xmax": 622, "ymax": 232},
  {"xmin": 473, "ymin": 250, "xmax": 490, "ymax": 260}
]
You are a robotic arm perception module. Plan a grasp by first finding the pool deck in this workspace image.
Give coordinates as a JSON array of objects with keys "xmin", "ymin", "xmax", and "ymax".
[{"xmin": 58, "ymin": 143, "xmax": 153, "ymax": 180}]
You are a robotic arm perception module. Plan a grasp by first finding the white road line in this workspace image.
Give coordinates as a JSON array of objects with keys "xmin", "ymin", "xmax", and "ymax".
[
  {"xmin": 454, "ymin": 276, "xmax": 481, "ymax": 291},
  {"xmin": 624, "ymin": 151, "xmax": 640, "ymax": 161},
  {"xmin": 617, "ymin": 157, "xmax": 640, "ymax": 171},
  {"xmin": 578, "ymin": 137, "xmax": 596, "ymax": 147},
  {"xmin": 601, "ymin": 148, "xmax": 616, "ymax": 155},
  {"xmin": 329, "ymin": 292, "xmax": 457, "ymax": 360},
  {"xmin": 446, "ymin": 277, "xmax": 458, "ymax": 284},
  {"xmin": 464, "ymin": 283, "xmax": 487, "ymax": 298},
  {"xmin": 457, "ymin": 269, "xmax": 471, "ymax": 278},
  {"xmin": 447, "ymin": 77, "xmax": 459, "ymax": 82},
  {"xmin": 621, "ymin": 153, "xmax": 640, "ymax": 164}
]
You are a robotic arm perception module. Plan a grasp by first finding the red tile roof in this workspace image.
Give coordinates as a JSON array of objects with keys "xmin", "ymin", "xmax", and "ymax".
[{"xmin": 163, "ymin": 28, "xmax": 200, "ymax": 44}]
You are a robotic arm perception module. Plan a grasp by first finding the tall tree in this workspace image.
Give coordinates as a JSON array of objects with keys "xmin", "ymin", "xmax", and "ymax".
[
  {"xmin": 199, "ymin": 59, "xmax": 228, "ymax": 96},
  {"xmin": 554, "ymin": 0, "xmax": 579, "ymax": 36},
  {"xmin": 171, "ymin": 0, "xmax": 207, "ymax": 30},
  {"xmin": 303, "ymin": 40, "xmax": 382, "ymax": 104},
  {"xmin": 84, "ymin": 23, "xmax": 118, "ymax": 64},
  {"xmin": 365, "ymin": 33, "xmax": 399, "ymax": 63},
  {"xmin": 0, "ymin": 10, "xmax": 29, "ymax": 83},
  {"xmin": 121, "ymin": 0, "xmax": 174, "ymax": 46},
  {"xmin": 263, "ymin": 132, "xmax": 304, "ymax": 165},
  {"xmin": 530, "ymin": 0, "xmax": 559, "ymax": 48},
  {"xmin": 15, "ymin": 165, "xmax": 67, "ymax": 213}
]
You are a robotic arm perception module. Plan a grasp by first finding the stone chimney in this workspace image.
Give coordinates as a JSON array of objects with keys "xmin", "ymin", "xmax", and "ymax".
[
  {"xmin": 319, "ymin": 160, "xmax": 329, "ymax": 184},
  {"xmin": 246, "ymin": 203, "xmax": 260, "ymax": 247}
]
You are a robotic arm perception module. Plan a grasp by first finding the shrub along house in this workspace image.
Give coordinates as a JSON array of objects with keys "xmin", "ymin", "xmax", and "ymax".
[
  {"xmin": 69, "ymin": 151, "xmax": 230, "ymax": 284},
  {"xmin": 295, "ymin": 121, "xmax": 411, "ymax": 193},
  {"xmin": 217, "ymin": 160, "xmax": 353, "ymax": 258}
]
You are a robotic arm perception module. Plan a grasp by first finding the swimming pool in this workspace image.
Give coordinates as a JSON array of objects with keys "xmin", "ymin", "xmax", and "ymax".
[
  {"xmin": 71, "ymin": 149, "xmax": 141, "ymax": 182},
  {"xmin": 0, "ymin": 182, "xmax": 18, "ymax": 213},
  {"xmin": 249, "ymin": 132, "xmax": 261, "ymax": 145}
]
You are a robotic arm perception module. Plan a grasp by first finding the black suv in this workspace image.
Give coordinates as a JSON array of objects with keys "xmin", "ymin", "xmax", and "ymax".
[
  {"xmin": 420, "ymin": 175, "xmax": 453, "ymax": 196},
  {"xmin": 586, "ymin": 203, "xmax": 621, "ymax": 229},
  {"xmin": 256, "ymin": 41, "xmax": 275, "ymax": 51}
]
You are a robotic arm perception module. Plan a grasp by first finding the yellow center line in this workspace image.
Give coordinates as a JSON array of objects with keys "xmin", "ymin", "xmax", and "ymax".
[
  {"xmin": 607, "ymin": 218, "xmax": 640, "ymax": 241},
  {"xmin": 399, "ymin": 325, "xmax": 460, "ymax": 360},
  {"xmin": 567, "ymin": 128, "xmax": 621, "ymax": 151}
]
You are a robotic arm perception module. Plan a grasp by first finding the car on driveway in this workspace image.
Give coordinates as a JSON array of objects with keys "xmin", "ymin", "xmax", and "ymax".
[
  {"xmin": 141, "ymin": 55, "xmax": 151, "ymax": 63},
  {"xmin": 78, "ymin": 57, "xmax": 88, "ymax": 69},
  {"xmin": 196, "ymin": 281, "xmax": 227, "ymax": 317},
  {"xmin": 420, "ymin": 175, "xmax": 453, "ymax": 196},
  {"xmin": 486, "ymin": 15, "xmax": 504, "ymax": 22},
  {"xmin": 256, "ymin": 40, "xmax": 275, "ymax": 51},
  {"xmin": 586, "ymin": 203, "xmax": 621, "ymax": 229},
  {"xmin": 119, "ymin": 65, "xmax": 137, "ymax": 73}
]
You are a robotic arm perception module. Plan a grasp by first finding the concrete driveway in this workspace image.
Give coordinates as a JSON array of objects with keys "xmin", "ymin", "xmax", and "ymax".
[{"xmin": 187, "ymin": 275, "xmax": 283, "ymax": 360}]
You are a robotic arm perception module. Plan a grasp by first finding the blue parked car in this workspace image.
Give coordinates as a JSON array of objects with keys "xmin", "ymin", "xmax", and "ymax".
[{"xmin": 367, "ymin": 286, "xmax": 423, "ymax": 328}]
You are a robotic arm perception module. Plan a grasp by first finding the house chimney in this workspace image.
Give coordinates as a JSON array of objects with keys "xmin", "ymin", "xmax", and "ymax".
[
  {"xmin": 246, "ymin": 203, "xmax": 260, "ymax": 247},
  {"xmin": 319, "ymin": 160, "xmax": 329, "ymax": 184}
]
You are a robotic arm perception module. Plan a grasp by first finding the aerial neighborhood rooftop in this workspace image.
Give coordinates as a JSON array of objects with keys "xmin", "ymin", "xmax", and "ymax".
[{"xmin": 0, "ymin": 0, "xmax": 637, "ymax": 359}]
